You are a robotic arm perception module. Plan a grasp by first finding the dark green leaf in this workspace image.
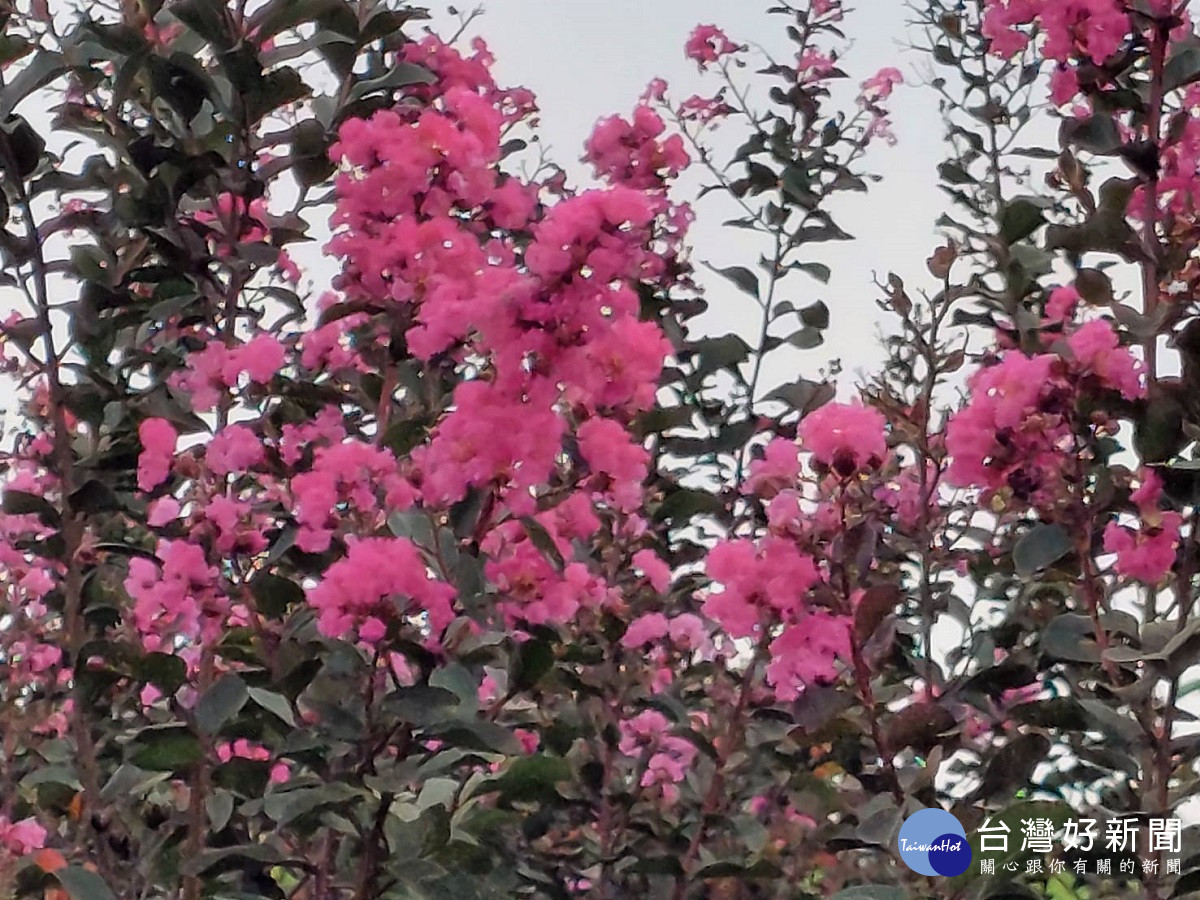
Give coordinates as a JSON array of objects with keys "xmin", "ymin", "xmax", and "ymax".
[
  {"xmin": 250, "ymin": 572, "xmax": 304, "ymax": 618},
  {"xmin": 130, "ymin": 726, "xmax": 204, "ymax": 771},
  {"xmin": 799, "ymin": 300, "xmax": 830, "ymax": 329},
  {"xmin": 0, "ymin": 51, "xmax": 67, "ymax": 119},
  {"xmin": 999, "ymin": 198, "xmax": 1047, "ymax": 245},
  {"xmin": 194, "ymin": 674, "xmax": 250, "ymax": 735},
  {"xmin": 1165, "ymin": 41, "xmax": 1200, "ymax": 92},
  {"xmin": 712, "ymin": 265, "xmax": 760, "ymax": 300},
  {"xmin": 474, "ymin": 754, "xmax": 570, "ymax": 804},
  {"xmin": 248, "ymin": 687, "xmax": 296, "ymax": 726},
  {"xmin": 132, "ymin": 652, "xmax": 188, "ymax": 694},
  {"xmin": 1013, "ymin": 523, "xmax": 1072, "ymax": 577},
  {"xmin": 56, "ymin": 867, "xmax": 117, "ymax": 900},
  {"xmin": 348, "ymin": 62, "xmax": 436, "ymax": 102},
  {"xmin": 654, "ymin": 488, "xmax": 725, "ymax": 523},
  {"xmin": 1039, "ymin": 614, "xmax": 1101, "ymax": 663}
]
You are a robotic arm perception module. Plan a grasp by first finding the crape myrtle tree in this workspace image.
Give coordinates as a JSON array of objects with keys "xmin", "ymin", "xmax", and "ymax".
[{"xmin": 1, "ymin": 0, "xmax": 1200, "ymax": 897}]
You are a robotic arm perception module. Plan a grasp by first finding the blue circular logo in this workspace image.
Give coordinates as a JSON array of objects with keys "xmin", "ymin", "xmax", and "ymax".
[{"xmin": 897, "ymin": 808, "xmax": 971, "ymax": 876}]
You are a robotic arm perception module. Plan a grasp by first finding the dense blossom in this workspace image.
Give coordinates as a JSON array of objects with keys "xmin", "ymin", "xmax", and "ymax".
[
  {"xmin": 1065, "ymin": 318, "xmax": 1146, "ymax": 400},
  {"xmin": 137, "ymin": 417, "xmax": 177, "ymax": 492},
  {"xmin": 308, "ymin": 537, "xmax": 456, "ymax": 642},
  {"xmin": 982, "ymin": 0, "xmax": 1129, "ymax": 63},
  {"xmin": 799, "ymin": 400, "xmax": 888, "ymax": 474},
  {"xmin": 944, "ymin": 353, "xmax": 1072, "ymax": 500},
  {"xmin": 1104, "ymin": 470, "xmax": 1183, "ymax": 584}
]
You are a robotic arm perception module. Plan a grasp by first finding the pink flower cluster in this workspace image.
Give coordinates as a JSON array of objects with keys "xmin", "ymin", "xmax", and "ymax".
[
  {"xmin": 585, "ymin": 105, "xmax": 689, "ymax": 191},
  {"xmin": 799, "ymin": 401, "xmax": 888, "ymax": 476},
  {"xmin": 307, "ymin": 537, "xmax": 456, "ymax": 643},
  {"xmin": 982, "ymin": 0, "xmax": 1129, "ymax": 64},
  {"xmin": 171, "ymin": 334, "xmax": 285, "ymax": 412},
  {"xmin": 618, "ymin": 709, "xmax": 698, "ymax": 804},
  {"xmin": 124, "ymin": 539, "xmax": 225, "ymax": 650},
  {"xmin": 684, "ymin": 24, "xmax": 742, "ymax": 69},
  {"xmin": 704, "ymin": 536, "xmax": 851, "ymax": 700},
  {"xmin": 327, "ymin": 36, "xmax": 680, "ymax": 540},
  {"xmin": 481, "ymin": 498, "xmax": 608, "ymax": 627},
  {"xmin": 1104, "ymin": 470, "xmax": 1182, "ymax": 584},
  {"xmin": 946, "ymin": 322, "xmax": 1142, "ymax": 504},
  {"xmin": 137, "ymin": 417, "xmax": 178, "ymax": 492}
]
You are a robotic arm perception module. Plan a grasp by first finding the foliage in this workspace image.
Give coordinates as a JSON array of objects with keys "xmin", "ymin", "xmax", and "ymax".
[{"xmin": 0, "ymin": 0, "xmax": 1199, "ymax": 898}]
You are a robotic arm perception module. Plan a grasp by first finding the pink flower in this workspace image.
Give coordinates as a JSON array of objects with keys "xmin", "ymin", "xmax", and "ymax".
[
  {"xmin": 1049, "ymin": 66, "xmax": 1080, "ymax": 106},
  {"xmin": 1104, "ymin": 468, "xmax": 1183, "ymax": 584},
  {"xmin": 704, "ymin": 537, "xmax": 822, "ymax": 638},
  {"xmin": 1065, "ymin": 319, "xmax": 1145, "ymax": 400},
  {"xmin": 206, "ymin": 424, "xmax": 265, "ymax": 476},
  {"xmin": 860, "ymin": 67, "xmax": 904, "ymax": 102},
  {"xmin": 0, "ymin": 816, "xmax": 46, "ymax": 855},
  {"xmin": 944, "ymin": 352, "xmax": 1074, "ymax": 503},
  {"xmin": 1041, "ymin": 0, "xmax": 1128, "ymax": 65},
  {"xmin": 137, "ymin": 417, "xmax": 177, "ymax": 491},
  {"xmin": 632, "ymin": 549, "xmax": 671, "ymax": 593},
  {"xmin": 799, "ymin": 401, "xmax": 887, "ymax": 474},
  {"xmin": 747, "ymin": 438, "xmax": 801, "ymax": 497},
  {"xmin": 308, "ymin": 537, "xmax": 456, "ymax": 642},
  {"xmin": 621, "ymin": 612, "xmax": 670, "ymax": 648},
  {"xmin": 577, "ymin": 417, "xmax": 649, "ymax": 511},
  {"xmin": 1045, "ymin": 285, "xmax": 1080, "ymax": 323},
  {"xmin": 668, "ymin": 613, "xmax": 712, "ymax": 654},
  {"xmin": 765, "ymin": 613, "xmax": 852, "ymax": 701},
  {"xmin": 585, "ymin": 105, "xmax": 689, "ymax": 191},
  {"xmin": 1104, "ymin": 517, "xmax": 1180, "ymax": 584},
  {"xmin": 684, "ymin": 24, "xmax": 741, "ymax": 68},
  {"xmin": 148, "ymin": 496, "xmax": 181, "ymax": 526}
]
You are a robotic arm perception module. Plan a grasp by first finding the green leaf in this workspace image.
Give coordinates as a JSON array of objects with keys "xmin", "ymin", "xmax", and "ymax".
[
  {"xmin": 761, "ymin": 379, "xmax": 835, "ymax": 415},
  {"xmin": 130, "ymin": 726, "xmax": 204, "ymax": 772},
  {"xmin": 1013, "ymin": 523, "xmax": 1072, "ymax": 577},
  {"xmin": 711, "ymin": 264, "xmax": 760, "ymax": 300},
  {"xmin": 194, "ymin": 674, "xmax": 250, "ymax": 735},
  {"xmin": 348, "ymin": 62, "xmax": 436, "ymax": 102},
  {"xmin": 1040, "ymin": 614, "xmax": 1101, "ymax": 663},
  {"xmin": 793, "ymin": 261, "xmax": 831, "ymax": 284},
  {"xmin": 171, "ymin": 0, "xmax": 234, "ymax": 49},
  {"xmin": 381, "ymin": 685, "xmax": 459, "ymax": 726},
  {"xmin": 786, "ymin": 327, "xmax": 823, "ymax": 349},
  {"xmin": 181, "ymin": 842, "xmax": 283, "ymax": 877},
  {"xmin": 799, "ymin": 300, "xmax": 830, "ymax": 329},
  {"xmin": 251, "ymin": 0, "xmax": 360, "ymax": 42},
  {"xmin": 1165, "ymin": 41, "xmax": 1200, "ymax": 92},
  {"xmin": 206, "ymin": 789, "xmax": 234, "ymax": 831},
  {"xmin": 1, "ymin": 488, "xmax": 59, "ymax": 524},
  {"xmin": 132, "ymin": 652, "xmax": 188, "ymax": 695},
  {"xmin": 473, "ymin": 753, "xmax": 570, "ymax": 803},
  {"xmin": 56, "ymin": 867, "xmax": 117, "ymax": 900},
  {"xmin": 690, "ymin": 334, "xmax": 752, "ymax": 381},
  {"xmin": 654, "ymin": 488, "xmax": 725, "ymax": 523},
  {"xmin": 264, "ymin": 783, "xmax": 358, "ymax": 826},
  {"xmin": 999, "ymin": 197, "xmax": 1047, "ymax": 245},
  {"xmin": 693, "ymin": 859, "xmax": 780, "ymax": 880},
  {"xmin": 511, "ymin": 638, "xmax": 555, "ymax": 691},
  {"xmin": 249, "ymin": 572, "xmax": 304, "ymax": 618},
  {"xmin": 248, "ymin": 687, "xmax": 296, "ymax": 726},
  {"xmin": 520, "ymin": 516, "xmax": 565, "ymax": 571}
]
